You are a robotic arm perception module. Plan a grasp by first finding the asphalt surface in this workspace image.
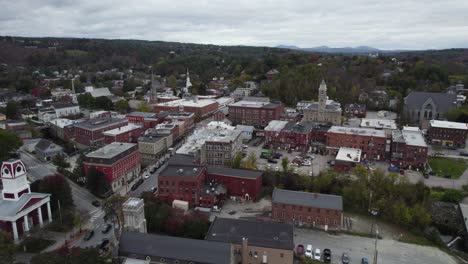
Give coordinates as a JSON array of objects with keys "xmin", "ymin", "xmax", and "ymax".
[{"xmin": 294, "ymin": 228, "xmax": 457, "ymax": 264}]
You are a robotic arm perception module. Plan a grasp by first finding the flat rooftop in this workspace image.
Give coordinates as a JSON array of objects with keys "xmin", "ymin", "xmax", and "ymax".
[
  {"xmin": 157, "ymin": 98, "xmax": 217, "ymax": 107},
  {"xmin": 127, "ymin": 112, "xmax": 157, "ymax": 118},
  {"xmin": 85, "ymin": 142, "xmax": 137, "ymax": 159},
  {"xmin": 229, "ymin": 100, "xmax": 279, "ymax": 109},
  {"xmin": 103, "ymin": 123, "xmax": 141, "ymax": 136},
  {"xmin": 272, "ymin": 188, "xmax": 343, "ymax": 211},
  {"xmin": 207, "ymin": 167, "xmax": 263, "ymax": 179},
  {"xmin": 392, "ymin": 128, "xmax": 428, "ymax": 147},
  {"xmin": 49, "ymin": 118, "xmax": 76, "ymax": 128},
  {"xmin": 360, "ymin": 118, "xmax": 397, "ymax": 130},
  {"xmin": 75, "ymin": 117, "xmax": 127, "ymax": 130},
  {"xmin": 430, "ymin": 120, "xmax": 468, "ymax": 130},
  {"xmin": 336, "ymin": 147, "xmax": 362, "ymax": 163},
  {"xmin": 206, "ymin": 217, "xmax": 294, "ymax": 250},
  {"xmin": 328, "ymin": 126, "xmax": 386, "ymax": 138},
  {"xmin": 159, "ymin": 164, "xmax": 205, "ymax": 178},
  {"xmin": 265, "ymin": 120, "xmax": 288, "ymax": 132}
]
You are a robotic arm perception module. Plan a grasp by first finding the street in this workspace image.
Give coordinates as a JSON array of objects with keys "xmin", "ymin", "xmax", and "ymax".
[{"xmin": 294, "ymin": 228, "xmax": 457, "ymax": 264}]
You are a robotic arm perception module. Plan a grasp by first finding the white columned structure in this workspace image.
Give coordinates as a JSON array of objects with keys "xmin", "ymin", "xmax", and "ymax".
[
  {"xmin": 24, "ymin": 215, "xmax": 29, "ymax": 232},
  {"xmin": 12, "ymin": 221, "xmax": 18, "ymax": 241},
  {"xmin": 47, "ymin": 202, "xmax": 52, "ymax": 223},
  {"xmin": 38, "ymin": 206, "xmax": 44, "ymax": 227}
]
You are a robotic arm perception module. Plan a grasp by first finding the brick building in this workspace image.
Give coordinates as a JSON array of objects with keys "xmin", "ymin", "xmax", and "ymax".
[
  {"xmin": 48, "ymin": 118, "xmax": 76, "ymax": 140},
  {"xmin": 138, "ymin": 133, "xmax": 173, "ymax": 166},
  {"xmin": 272, "ymin": 188, "xmax": 343, "ymax": 229},
  {"xmin": 427, "ymin": 120, "xmax": 468, "ymax": 147},
  {"xmin": 163, "ymin": 112, "xmax": 195, "ymax": 133},
  {"xmin": 333, "ymin": 147, "xmax": 362, "ymax": 172},
  {"xmin": 207, "ymin": 167, "xmax": 263, "ymax": 201},
  {"xmin": 391, "ymin": 127, "xmax": 428, "ymax": 169},
  {"xmin": 126, "ymin": 112, "xmax": 161, "ymax": 130},
  {"xmin": 326, "ymin": 126, "xmax": 387, "ymax": 161},
  {"xmin": 74, "ymin": 117, "xmax": 128, "ymax": 148},
  {"xmin": 228, "ymin": 99, "xmax": 284, "ymax": 128},
  {"xmin": 158, "ymin": 164, "xmax": 263, "ymax": 207},
  {"xmin": 83, "ymin": 142, "xmax": 141, "ymax": 194},
  {"xmin": 154, "ymin": 97, "xmax": 219, "ymax": 119},
  {"xmin": 103, "ymin": 123, "xmax": 143, "ymax": 144},
  {"xmin": 206, "ymin": 218, "xmax": 294, "ymax": 264}
]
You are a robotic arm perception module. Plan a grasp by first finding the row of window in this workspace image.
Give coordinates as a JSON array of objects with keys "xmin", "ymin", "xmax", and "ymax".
[
  {"xmin": 275, "ymin": 212, "xmax": 339, "ymax": 225},
  {"xmin": 276, "ymin": 204, "xmax": 339, "ymax": 215}
]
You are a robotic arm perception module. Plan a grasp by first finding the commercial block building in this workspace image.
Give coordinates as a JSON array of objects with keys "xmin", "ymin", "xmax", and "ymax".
[
  {"xmin": 138, "ymin": 133, "xmax": 173, "ymax": 166},
  {"xmin": 228, "ymin": 98, "xmax": 284, "ymax": 128},
  {"xmin": 326, "ymin": 126, "xmax": 387, "ymax": 161},
  {"xmin": 272, "ymin": 188, "xmax": 343, "ymax": 229},
  {"xmin": 391, "ymin": 127, "xmax": 428, "ymax": 169},
  {"xmin": 74, "ymin": 117, "xmax": 128, "ymax": 148},
  {"xmin": 154, "ymin": 97, "xmax": 219, "ymax": 118},
  {"xmin": 427, "ymin": 120, "xmax": 468, "ymax": 147},
  {"xmin": 333, "ymin": 147, "xmax": 362, "ymax": 172},
  {"xmin": 126, "ymin": 112, "xmax": 161, "ymax": 129},
  {"xmin": 265, "ymin": 120, "xmax": 328, "ymax": 152},
  {"xmin": 207, "ymin": 167, "xmax": 263, "ymax": 201},
  {"xmin": 83, "ymin": 142, "xmax": 141, "ymax": 194},
  {"xmin": 103, "ymin": 123, "xmax": 143, "ymax": 144},
  {"xmin": 206, "ymin": 217, "xmax": 294, "ymax": 264},
  {"xmin": 49, "ymin": 118, "xmax": 76, "ymax": 140}
]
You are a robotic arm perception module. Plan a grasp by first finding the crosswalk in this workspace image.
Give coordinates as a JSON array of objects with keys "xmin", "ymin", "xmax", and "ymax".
[{"xmin": 89, "ymin": 209, "xmax": 104, "ymax": 224}]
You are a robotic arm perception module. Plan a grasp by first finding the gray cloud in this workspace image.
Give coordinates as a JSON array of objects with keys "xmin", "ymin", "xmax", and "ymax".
[{"xmin": 0, "ymin": 0, "xmax": 467, "ymax": 49}]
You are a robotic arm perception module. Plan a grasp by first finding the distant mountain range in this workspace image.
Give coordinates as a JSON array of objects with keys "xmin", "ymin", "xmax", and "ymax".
[{"xmin": 276, "ymin": 45, "xmax": 410, "ymax": 54}]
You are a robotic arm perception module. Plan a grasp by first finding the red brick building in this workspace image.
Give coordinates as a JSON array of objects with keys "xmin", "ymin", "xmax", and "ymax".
[
  {"xmin": 74, "ymin": 117, "xmax": 128, "ymax": 148},
  {"xmin": 272, "ymin": 189, "xmax": 343, "ymax": 229},
  {"xmin": 163, "ymin": 112, "xmax": 195, "ymax": 132},
  {"xmin": 127, "ymin": 112, "xmax": 161, "ymax": 130},
  {"xmin": 48, "ymin": 118, "xmax": 76, "ymax": 140},
  {"xmin": 154, "ymin": 98, "xmax": 219, "ymax": 119},
  {"xmin": 207, "ymin": 167, "xmax": 262, "ymax": 201},
  {"xmin": 158, "ymin": 164, "xmax": 263, "ymax": 207},
  {"xmin": 103, "ymin": 123, "xmax": 143, "ymax": 144},
  {"xmin": 391, "ymin": 127, "xmax": 428, "ymax": 170},
  {"xmin": 228, "ymin": 99, "xmax": 284, "ymax": 128},
  {"xmin": 83, "ymin": 142, "xmax": 141, "ymax": 194},
  {"xmin": 326, "ymin": 126, "xmax": 386, "ymax": 161},
  {"xmin": 265, "ymin": 120, "xmax": 330, "ymax": 152},
  {"xmin": 427, "ymin": 120, "xmax": 468, "ymax": 147}
]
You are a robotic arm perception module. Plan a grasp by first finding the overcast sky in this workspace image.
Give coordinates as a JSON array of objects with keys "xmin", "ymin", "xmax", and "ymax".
[{"xmin": 1, "ymin": 0, "xmax": 468, "ymax": 50}]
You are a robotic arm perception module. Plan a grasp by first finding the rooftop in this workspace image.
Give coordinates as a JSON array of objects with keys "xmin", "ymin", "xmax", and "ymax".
[
  {"xmin": 392, "ymin": 128, "xmax": 427, "ymax": 147},
  {"xmin": 85, "ymin": 142, "xmax": 137, "ymax": 159},
  {"xmin": 74, "ymin": 117, "xmax": 127, "ymax": 130},
  {"xmin": 206, "ymin": 217, "xmax": 294, "ymax": 250},
  {"xmin": 52, "ymin": 102, "xmax": 79, "ymax": 109},
  {"xmin": 272, "ymin": 188, "xmax": 343, "ymax": 211},
  {"xmin": 265, "ymin": 120, "xmax": 288, "ymax": 132},
  {"xmin": 207, "ymin": 167, "xmax": 263, "ymax": 179},
  {"xmin": 90, "ymin": 87, "xmax": 112, "ymax": 98},
  {"xmin": 159, "ymin": 164, "xmax": 205, "ymax": 178},
  {"xmin": 156, "ymin": 98, "xmax": 217, "ymax": 107},
  {"xmin": 360, "ymin": 118, "xmax": 397, "ymax": 130},
  {"xmin": 103, "ymin": 123, "xmax": 141, "ymax": 136},
  {"xmin": 328, "ymin": 126, "xmax": 386, "ymax": 138},
  {"xmin": 49, "ymin": 118, "xmax": 76, "ymax": 128},
  {"xmin": 127, "ymin": 112, "xmax": 157, "ymax": 118},
  {"xmin": 0, "ymin": 192, "xmax": 50, "ymax": 220},
  {"xmin": 138, "ymin": 134, "xmax": 166, "ymax": 143},
  {"xmin": 119, "ymin": 231, "xmax": 231, "ymax": 264},
  {"xmin": 122, "ymin": 198, "xmax": 144, "ymax": 211},
  {"xmin": 430, "ymin": 120, "xmax": 468, "ymax": 130},
  {"xmin": 229, "ymin": 100, "xmax": 281, "ymax": 109},
  {"xmin": 336, "ymin": 147, "xmax": 362, "ymax": 163}
]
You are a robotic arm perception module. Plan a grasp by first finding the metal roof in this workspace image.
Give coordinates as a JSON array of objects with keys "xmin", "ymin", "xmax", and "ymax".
[
  {"xmin": 207, "ymin": 167, "xmax": 262, "ymax": 179},
  {"xmin": 159, "ymin": 164, "xmax": 205, "ymax": 178},
  {"xmin": 430, "ymin": 120, "xmax": 468, "ymax": 130},
  {"xmin": 272, "ymin": 188, "xmax": 343, "ymax": 211}
]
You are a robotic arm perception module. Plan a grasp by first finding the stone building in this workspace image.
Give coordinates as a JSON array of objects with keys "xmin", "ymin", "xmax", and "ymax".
[
  {"xmin": 122, "ymin": 197, "xmax": 147, "ymax": 233},
  {"xmin": 303, "ymin": 80, "xmax": 342, "ymax": 125}
]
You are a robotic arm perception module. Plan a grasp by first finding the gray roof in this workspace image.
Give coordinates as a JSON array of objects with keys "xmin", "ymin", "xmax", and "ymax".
[
  {"xmin": 272, "ymin": 189, "xmax": 343, "ymax": 210},
  {"xmin": 159, "ymin": 164, "xmax": 205, "ymax": 178},
  {"xmin": 207, "ymin": 167, "xmax": 262, "ymax": 179},
  {"xmin": 74, "ymin": 117, "xmax": 127, "ymax": 130},
  {"xmin": 35, "ymin": 139, "xmax": 62, "ymax": 153},
  {"xmin": 206, "ymin": 218, "xmax": 294, "ymax": 250},
  {"xmin": 405, "ymin": 92, "xmax": 457, "ymax": 113},
  {"xmin": 52, "ymin": 102, "xmax": 79, "ymax": 109},
  {"xmin": 0, "ymin": 193, "xmax": 50, "ymax": 220},
  {"xmin": 168, "ymin": 154, "xmax": 199, "ymax": 165},
  {"xmin": 119, "ymin": 231, "xmax": 231, "ymax": 264},
  {"xmin": 128, "ymin": 111, "xmax": 157, "ymax": 118}
]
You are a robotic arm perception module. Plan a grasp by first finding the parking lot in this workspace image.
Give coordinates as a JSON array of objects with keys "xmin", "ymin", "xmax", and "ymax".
[
  {"xmin": 243, "ymin": 141, "xmax": 333, "ymax": 176},
  {"xmin": 294, "ymin": 228, "xmax": 457, "ymax": 264}
]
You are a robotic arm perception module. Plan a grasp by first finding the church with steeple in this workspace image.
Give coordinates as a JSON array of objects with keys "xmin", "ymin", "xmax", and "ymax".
[{"xmin": 303, "ymin": 80, "xmax": 342, "ymax": 125}]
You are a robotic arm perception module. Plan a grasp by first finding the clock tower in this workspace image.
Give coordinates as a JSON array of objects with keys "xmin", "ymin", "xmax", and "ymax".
[
  {"xmin": 1, "ymin": 159, "xmax": 30, "ymax": 201},
  {"xmin": 318, "ymin": 79, "xmax": 327, "ymax": 111}
]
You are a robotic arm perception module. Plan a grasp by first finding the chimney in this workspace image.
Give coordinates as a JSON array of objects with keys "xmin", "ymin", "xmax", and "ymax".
[{"xmin": 242, "ymin": 238, "xmax": 249, "ymax": 264}]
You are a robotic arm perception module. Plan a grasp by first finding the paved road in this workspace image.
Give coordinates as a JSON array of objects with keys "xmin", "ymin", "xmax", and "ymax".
[
  {"xmin": 128, "ymin": 161, "xmax": 167, "ymax": 197},
  {"xmin": 294, "ymin": 228, "xmax": 457, "ymax": 264}
]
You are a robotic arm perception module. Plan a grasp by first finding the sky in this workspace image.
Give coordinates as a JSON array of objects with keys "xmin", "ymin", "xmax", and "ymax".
[{"xmin": 1, "ymin": 0, "xmax": 468, "ymax": 50}]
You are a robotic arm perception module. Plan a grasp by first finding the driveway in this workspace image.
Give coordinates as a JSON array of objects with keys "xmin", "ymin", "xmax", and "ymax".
[{"xmin": 294, "ymin": 228, "xmax": 457, "ymax": 264}]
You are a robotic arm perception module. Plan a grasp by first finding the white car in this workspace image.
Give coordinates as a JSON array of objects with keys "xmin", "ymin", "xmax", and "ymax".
[
  {"xmin": 314, "ymin": 248, "xmax": 321, "ymax": 260},
  {"xmin": 294, "ymin": 168, "xmax": 299, "ymax": 174},
  {"xmin": 305, "ymin": 245, "xmax": 313, "ymax": 258},
  {"xmin": 275, "ymin": 166, "xmax": 279, "ymax": 171},
  {"xmin": 143, "ymin": 173, "xmax": 151, "ymax": 179}
]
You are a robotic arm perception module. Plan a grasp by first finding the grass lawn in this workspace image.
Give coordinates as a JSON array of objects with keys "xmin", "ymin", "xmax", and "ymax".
[{"xmin": 428, "ymin": 157, "xmax": 468, "ymax": 179}]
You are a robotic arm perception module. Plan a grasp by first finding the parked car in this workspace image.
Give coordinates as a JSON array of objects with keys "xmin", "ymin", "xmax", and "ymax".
[
  {"xmin": 313, "ymin": 248, "xmax": 321, "ymax": 260},
  {"xmin": 305, "ymin": 245, "xmax": 313, "ymax": 258},
  {"xmin": 361, "ymin": 257, "xmax": 369, "ymax": 264},
  {"xmin": 434, "ymin": 152, "xmax": 445, "ymax": 156},
  {"xmin": 267, "ymin": 159, "xmax": 278, "ymax": 164},
  {"xmin": 151, "ymin": 186, "xmax": 158, "ymax": 193},
  {"xmin": 273, "ymin": 153, "xmax": 283, "ymax": 159},
  {"xmin": 388, "ymin": 165, "xmax": 399, "ymax": 173},
  {"xmin": 83, "ymin": 230, "xmax": 94, "ymax": 241},
  {"xmin": 294, "ymin": 168, "xmax": 299, "ymax": 174},
  {"xmin": 92, "ymin": 200, "xmax": 101, "ymax": 207},
  {"xmin": 143, "ymin": 173, "xmax": 151, "ymax": 179},
  {"xmin": 342, "ymin": 252, "xmax": 350, "ymax": 264},
  {"xmin": 131, "ymin": 179, "xmax": 144, "ymax": 191},
  {"xmin": 460, "ymin": 151, "xmax": 468, "ymax": 157},
  {"xmin": 102, "ymin": 224, "xmax": 112, "ymax": 234},
  {"xmin": 303, "ymin": 160, "xmax": 312, "ymax": 166},
  {"xmin": 423, "ymin": 172, "xmax": 429, "ymax": 179},
  {"xmin": 399, "ymin": 169, "xmax": 405, "ymax": 175},
  {"xmin": 150, "ymin": 166, "xmax": 157, "ymax": 174},
  {"xmin": 99, "ymin": 239, "xmax": 110, "ymax": 251},
  {"xmin": 275, "ymin": 166, "xmax": 280, "ymax": 171},
  {"xmin": 296, "ymin": 244, "xmax": 304, "ymax": 256},
  {"xmin": 323, "ymin": 248, "xmax": 331, "ymax": 262}
]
